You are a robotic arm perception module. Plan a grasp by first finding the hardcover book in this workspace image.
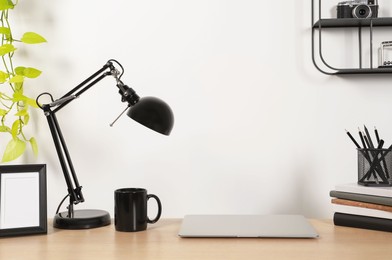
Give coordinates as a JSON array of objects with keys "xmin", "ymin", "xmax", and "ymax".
[
  {"xmin": 330, "ymin": 190, "xmax": 392, "ymax": 207},
  {"xmin": 335, "ymin": 183, "xmax": 392, "ymax": 197}
]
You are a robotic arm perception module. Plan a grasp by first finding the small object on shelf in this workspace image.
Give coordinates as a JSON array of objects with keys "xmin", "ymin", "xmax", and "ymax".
[
  {"xmin": 378, "ymin": 41, "xmax": 392, "ymax": 68},
  {"xmin": 337, "ymin": 0, "xmax": 379, "ymax": 19}
]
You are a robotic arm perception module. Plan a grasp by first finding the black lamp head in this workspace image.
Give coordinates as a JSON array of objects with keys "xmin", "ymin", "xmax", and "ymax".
[{"xmin": 127, "ymin": 96, "xmax": 174, "ymax": 136}]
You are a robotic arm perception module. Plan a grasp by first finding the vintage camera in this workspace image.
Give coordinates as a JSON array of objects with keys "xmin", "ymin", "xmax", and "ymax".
[{"xmin": 337, "ymin": 0, "xmax": 378, "ymax": 19}]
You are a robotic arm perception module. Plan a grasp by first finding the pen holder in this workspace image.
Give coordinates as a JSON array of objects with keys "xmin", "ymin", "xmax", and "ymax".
[{"xmin": 357, "ymin": 148, "xmax": 392, "ymax": 186}]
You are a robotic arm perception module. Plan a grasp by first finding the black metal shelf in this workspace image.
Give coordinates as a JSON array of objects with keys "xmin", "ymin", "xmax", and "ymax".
[
  {"xmin": 330, "ymin": 68, "xmax": 392, "ymax": 75},
  {"xmin": 311, "ymin": 0, "xmax": 392, "ymax": 75},
  {"xmin": 313, "ymin": 18, "xmax": 392, "ymax": 29}
]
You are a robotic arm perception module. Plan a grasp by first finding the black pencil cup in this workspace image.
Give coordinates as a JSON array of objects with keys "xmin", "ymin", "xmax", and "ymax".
[{"xmin": 358, "ymin": 148, "xmax": 392, "ymax": 186}]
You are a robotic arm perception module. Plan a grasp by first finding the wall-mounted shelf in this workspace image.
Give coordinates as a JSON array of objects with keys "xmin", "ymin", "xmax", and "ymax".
[
  {"xmin": 311, "ymin": 0, "xmax": 392, "ymax": 75},
  {"xmin": 329, "ymin": 68, "xmax": 392, "ymax": 75},
  {"xmin": 313, "ymin": 17, "xmax": 392, "ymax": 28}
]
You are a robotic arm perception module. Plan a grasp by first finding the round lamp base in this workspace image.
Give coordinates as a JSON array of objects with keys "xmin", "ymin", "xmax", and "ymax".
[{"xmin": 54, "ymin": 209, "xmax": 111, "ymax": 229}]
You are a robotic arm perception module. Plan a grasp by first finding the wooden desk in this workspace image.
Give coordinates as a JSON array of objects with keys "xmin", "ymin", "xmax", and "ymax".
[{"xmin": 1, "ymin": 219, "xmax": 392, "ymax": 260}]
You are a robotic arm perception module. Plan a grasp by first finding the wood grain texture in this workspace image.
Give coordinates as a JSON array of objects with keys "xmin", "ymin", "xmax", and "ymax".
[{"xmin": 1, "ymin": 219, "xmax": 392, "ymax": 260}]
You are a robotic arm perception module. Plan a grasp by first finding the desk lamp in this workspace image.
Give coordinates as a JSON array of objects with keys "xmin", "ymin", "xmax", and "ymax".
[{"xmin": 36, "ymin": 59, "xmax": 174, "ymax": 229}]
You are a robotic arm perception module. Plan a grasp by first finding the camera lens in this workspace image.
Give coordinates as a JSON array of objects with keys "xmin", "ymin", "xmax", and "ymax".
[{"xmin": 353, "ymin": 5, "xmax": 372, "ymax": 19}]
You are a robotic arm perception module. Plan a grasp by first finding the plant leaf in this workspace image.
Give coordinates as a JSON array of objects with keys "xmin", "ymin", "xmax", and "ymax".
[
  {"xmin": 0, "ymin": 70, "xmax": 9, "ymax": 83},
  {"xmin": 11, "ymin": 119, "xmax": 20, "ymax": 137},
  {"xmin": 0, "ymin": 108, "xmax": 7, "ymax": 116},
  {"xmin": 12, "ymin": 92, "xmax": 26, "ymax": 102},
  {"xmin": 0, "ymin": 125, "xmax": 11, "ymax": 132},
  {"xmin": 24, "ymin": 114, "xmax": 30, "ymax": 125},
  {"xmin": 25, "ymin": 97, "xmax": 39, "ymax": 108},
  {"xmin": 21, "ymin": 32, "xmax": 47, "ymax": 44},
  {"xmin": 29, "ymin": 137, "xmax": 38, "ymax": 156},
  {"xmin": 9, "ymin": 74, "xmax": 24, "ymax": 83},
  {"xmin": 0, "ymin": 26, "xmax": 10, "ymax": 36},
  {"xmin": 0, "ymin": 0, "xmax": 14, "ymax": 11},
  {"xmin": 14, "ymin": 66, "xmax": 41, "ymax": 78},
  {"xmin": 12, "ymin": 92, "xmax": 23, "ymax": 101},
  {"xmin": 2, "ymin": 138, "xmax": 26, "ymax": 162},
  {"xmin": 0, "ymin": 43, "xmax": 16, "ymax": 56},
  {"xmin": 23, "ymin": 67, "xmax": 42, "ymax": 78},
  {"xmin": 12, "ymin": 93, "xmax": 39, "ymax": 108},
  {"xmin": 15, "ymin": 108, "xmax": 28, "ymax": 117},
  {"xmin": 13, "ymin": 82, "xmax": 24, "ymax": 92},
  {"xmin": 15, "ymin": 66, "xmax": 25, "ymax": 75}
]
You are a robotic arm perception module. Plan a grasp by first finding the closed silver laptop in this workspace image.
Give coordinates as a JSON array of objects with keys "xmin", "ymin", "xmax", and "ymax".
[{"xmin": 178, "ymin": 215, "xmax": 318, "ymax": 238}]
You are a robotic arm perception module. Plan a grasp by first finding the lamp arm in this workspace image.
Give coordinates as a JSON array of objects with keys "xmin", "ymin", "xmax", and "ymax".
[
  {"xmin": 43, "ymin": 107, "xmax": 83, "ymax": 206},
  {"xmin": 52, "ymin": 61, "xmax": 116, "ymax": 113},
  {"xmin": 37, "ymin": 59, "xmax": 132, "ymax": 213}
]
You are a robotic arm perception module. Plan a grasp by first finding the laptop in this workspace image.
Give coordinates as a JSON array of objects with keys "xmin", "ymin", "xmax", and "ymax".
[{"xmin": 178, "ymin": 214, "xmax": 318, "ymax": 238}]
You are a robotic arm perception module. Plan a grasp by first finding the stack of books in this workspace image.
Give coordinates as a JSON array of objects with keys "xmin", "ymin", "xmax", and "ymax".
[{"xmin": 330, "ymin": 183, "xmax": 392, "ymax": 232}]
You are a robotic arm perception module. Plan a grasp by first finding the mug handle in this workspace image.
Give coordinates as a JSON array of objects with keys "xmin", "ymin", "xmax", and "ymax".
[{"xmin": 147, "ymin": 194, "xmax": 162, "ymax": 224}]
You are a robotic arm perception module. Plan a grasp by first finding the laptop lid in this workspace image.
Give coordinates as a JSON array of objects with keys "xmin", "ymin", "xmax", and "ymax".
[{"xmin": 178, "ymin": 215, "xmax": 318, "ymax": 238}]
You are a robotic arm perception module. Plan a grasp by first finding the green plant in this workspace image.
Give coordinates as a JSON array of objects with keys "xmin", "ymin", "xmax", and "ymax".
[{"xmin": 0, "ymin": 0, "xmax": 46, "ymax": 162}]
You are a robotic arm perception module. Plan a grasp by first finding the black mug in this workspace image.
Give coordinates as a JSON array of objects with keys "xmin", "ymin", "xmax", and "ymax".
[{"xmin": 114, "ymin": 188, "xmax": 162, "ymax": 232}]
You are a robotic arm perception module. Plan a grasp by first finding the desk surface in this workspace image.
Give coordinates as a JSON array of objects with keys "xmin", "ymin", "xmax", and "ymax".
[{"xmin": 1, "ymin": 219, "xmax": 392, "ymax": 260}]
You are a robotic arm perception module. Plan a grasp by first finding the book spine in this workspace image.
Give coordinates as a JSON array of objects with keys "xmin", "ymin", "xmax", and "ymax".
[
  {"xmin": 331, "ymin": 198, "xmax": 392, "ymax": 213},
  {"xmin": 334, "ymin": 213, "xmax": 392, "ymax": 232}
]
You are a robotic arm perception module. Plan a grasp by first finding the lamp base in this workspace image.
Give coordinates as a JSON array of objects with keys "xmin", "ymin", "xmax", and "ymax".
[{"xmin": 54, "ymin": 209, "xmax": 111, "ymax": 229}]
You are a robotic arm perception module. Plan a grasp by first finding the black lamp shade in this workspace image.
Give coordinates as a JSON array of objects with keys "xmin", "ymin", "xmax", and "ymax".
[{"xmin": 127, "ymin": 96, "xmax": 174, "ymax": 135}]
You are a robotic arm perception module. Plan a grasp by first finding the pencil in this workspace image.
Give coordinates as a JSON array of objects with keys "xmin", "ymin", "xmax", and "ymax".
[
  {"xmin": 364, "ymin": 125, "xmax": 375, "ymax": 149},
  {"xmin": 364, "ymin": 135, "xmax": 371, "ymax": 150},
  {"xmin": 346, "ymin": 129, "xmax": 361, "ymax": 149},
  {"xmin": 358, "ymin": 129, "xmax": 367, "ymax": 149},
  {"xmin": 359, "ymin": 128, "xmax": 383, "ymax": 182},
  {"xmin": 374, "ymin": 127, "xmax": 381, "ymax": 145}
]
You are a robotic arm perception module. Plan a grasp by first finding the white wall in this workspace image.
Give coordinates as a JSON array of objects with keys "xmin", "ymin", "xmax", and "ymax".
[{"xmin": 4, "ymin": 0, "xmax": 392, "ymax": 219}]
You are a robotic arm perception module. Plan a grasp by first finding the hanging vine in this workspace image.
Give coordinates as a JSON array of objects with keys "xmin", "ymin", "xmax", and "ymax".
[{"xmin": 0, "ymin": 0, "xmax": 46, "ymax": 162}]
